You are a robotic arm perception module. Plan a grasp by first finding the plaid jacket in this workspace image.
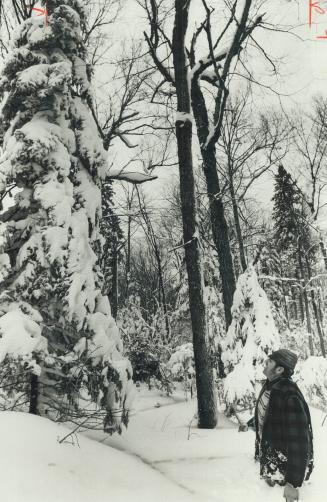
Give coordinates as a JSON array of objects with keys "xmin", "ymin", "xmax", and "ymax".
[{"xmin": 254, "ymin": 377, "xmax": 314, "ymax": 488}]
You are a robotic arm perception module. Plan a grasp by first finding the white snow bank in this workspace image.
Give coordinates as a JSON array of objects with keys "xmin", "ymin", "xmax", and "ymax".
[
  {"xmin": 0, "ymin": 412, "xmax": 195, "ymax": 502},
  {"xmin": 1, "ymin": 388, "xmax": 326, "ymax": 501},
  {"xmin": 93, "ymin": 386, "xmax": 325, "ymax": 502}
]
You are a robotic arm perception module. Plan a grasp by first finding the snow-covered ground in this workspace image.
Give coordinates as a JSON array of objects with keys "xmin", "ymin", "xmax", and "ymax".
[{"xmin": 1, "ymin": 387, "xmax": 326, "ymax": 501}]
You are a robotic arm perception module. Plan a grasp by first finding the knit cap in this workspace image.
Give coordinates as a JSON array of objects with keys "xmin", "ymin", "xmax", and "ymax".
[{"xmin": 269, "ymin": 349, "xmax": 298, "ymax": 371}]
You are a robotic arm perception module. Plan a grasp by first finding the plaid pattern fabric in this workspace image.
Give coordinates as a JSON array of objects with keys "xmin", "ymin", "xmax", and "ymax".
[{"xmin": 254, "ymin": 377, "xmax": 314, "ymax": 488}]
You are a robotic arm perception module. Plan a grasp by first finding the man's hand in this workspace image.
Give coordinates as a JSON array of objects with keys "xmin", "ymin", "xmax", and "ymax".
[{"xmin": 283, "ymin": 483, "xmax": 299, "ymax": 502}]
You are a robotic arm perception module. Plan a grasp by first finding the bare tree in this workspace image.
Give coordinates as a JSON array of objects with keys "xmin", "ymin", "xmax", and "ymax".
[
  {"xmin": 171, "ymin": 0, "xmax": 217, "ymax": 428},
  {"xmin": 135, "ymin": 187, "xmax": 172, "ymax": 339},
  {"xmin": 142, "ymin": 0, "xmax": 266, "ymax": 327}
]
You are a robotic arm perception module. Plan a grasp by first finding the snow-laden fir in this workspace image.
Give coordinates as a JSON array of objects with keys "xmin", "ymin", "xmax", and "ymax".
[
  {"xmin": 222, "ymin": 266, "xmax": 280, "ymax": 406},
  {"xmin": 0, "ymin": 0, "xmax": 133, "ymax": 431}
]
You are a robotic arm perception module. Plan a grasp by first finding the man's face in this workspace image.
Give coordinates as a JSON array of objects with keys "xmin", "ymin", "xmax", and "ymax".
[{"xmin": 263, "ymin": 358, "xmax": 283, "ymax": 381}]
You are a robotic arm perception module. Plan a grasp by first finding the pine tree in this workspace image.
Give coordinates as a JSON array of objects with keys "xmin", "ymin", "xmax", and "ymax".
[
  {"xmin": 272, "ymin": 165, "xmax": 302, "ymax": 253},
  {"xmin": 258, "ymin": 242, "xmax": 289, "ymax": 331},
  {"xmin": 0, "ymin": 0, "xmax": 133, "ymax": 431}
]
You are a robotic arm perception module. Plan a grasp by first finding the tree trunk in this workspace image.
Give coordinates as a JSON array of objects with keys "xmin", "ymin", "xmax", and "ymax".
[
  {"xmin": 305, "ymin": 257, "xmax": 326, "ymax": 357},
  {"xmin": 298, "ymin": 249, "xmax": 314, "ymax": 355},
  {"xmin": 310, "ymin": 291, "xmax": 326, "ymax": 357},
  {"xmin": 319, "ymin": 238, "xmax": 327, "ymax": 271},
  {"xmin": 111, "ymin": 244, "xmax": 118, "ymax": 319},
  {"xmin": 29, "ymin": 374, "xmax": 39, "ymax": 415},
  {"xmin": 290, "ymin": 283, "xmax": 298, "ymax": 321},
  {"xmin": 295, "ymin": 269, "xmax": 305, "ymax": 323},
  {"xmin": 202, "ymin": 145, "xmax": 236, "ymax": 329},
  {"xmin": 279, "ymin": 266, "xmax": 290, "ymax": 328},
  {"xmin": 318, "ymin": 293, "xmax": 324, "ymax": 325},
  {"xmin": 173, "ymin": 0, "xmax": 217, "ymax": 428},
  {"xmin": 125, "ymin": 212, "xmax": 131, "ymax": 298},
  {"xmin": 146, "ymin": 218, "xmax": 171, "ymax": 341},
  {"xmin": 229, "ymin": 162, "xmax": 247, "ymax": 272},
  {"xmin": 155, "ymin": 248, "xmax": 171, "ymax": 341},
  {"xmin": 191, "ymin": 79, "xmax": 236, "ymax": 328}
]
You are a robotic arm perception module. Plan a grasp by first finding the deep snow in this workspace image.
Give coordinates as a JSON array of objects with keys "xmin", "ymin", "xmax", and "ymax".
[{"xmin": 1, "ymin": 387, "xmax": 326, "ymax": 501}]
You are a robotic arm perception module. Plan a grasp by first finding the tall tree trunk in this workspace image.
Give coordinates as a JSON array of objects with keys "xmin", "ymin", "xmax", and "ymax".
[
  {"xmin": 279, "ymin": 266, "xmax": 290, "ymax": 328},
  {"xmin": 29, "ymin": 374, "xmax": 39, "ymax": 415},
  {"xmin": 173, "ymin": 0, "xmax": 217, "ymax": 428},
  {"xmin": 319, "ymin": 237, "xmax": 327, "ymax": 271},
  {"xmin": 305, "ymin": 257, "xmax": 326, "ymax": 357},
  {"xmin": 229, "ymin": 162, "xmax": 247, "ymax": 272},
  {"xmin": 110, "ymin": 244, "xmax": 118, "ymax": 319},
  {"xmin": 318, "ymin": 293, "xmax": 324, "ymax": 325},
  {"xmin": 125, "ymin": 213, "xmax": 131, "ymax": 298},
  {"xmin": 290, "ymin": 283, "xmax": 298, "ymax": 321},
  {"xmin": 310, "ymin": 291, "xmax": 326, "ymax": 357},
  {"xmin": 155, "ymin": 250, "xmax": 171, "ymax": 341},
  {"xmin": 298, "ymin": 249, "xmax": 314, "ymax": 355},
  {"xmin": 191, "ymin": 80, "xmax": 236, "ymax": 328},
  {"xmin": 295, "ymin": 269, "xmax": 305, "ymax": 323}
]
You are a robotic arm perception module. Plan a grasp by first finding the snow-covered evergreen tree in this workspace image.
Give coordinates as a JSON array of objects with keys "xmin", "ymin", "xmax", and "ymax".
[
  {"xmin": 272, "ymin": 165, "xmax": 302, "ymax": 253},
  {"xmin": 0, "ymin": 0, "xmax": 133, "ymax": 431},
  {"xmin": 222, "ymin": 266, "xmax": 280, "ymax": 407}
]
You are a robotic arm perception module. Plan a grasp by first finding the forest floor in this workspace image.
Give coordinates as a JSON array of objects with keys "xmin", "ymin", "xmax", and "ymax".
[{"xmin": 1, "ymin": 386, "xmax": 326, "ymax": 501}]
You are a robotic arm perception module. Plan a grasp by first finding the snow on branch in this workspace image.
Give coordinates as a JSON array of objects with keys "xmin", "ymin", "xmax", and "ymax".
[{"xmin": 107, "ymin": 167, "xmax": 158, "ymax": 184}]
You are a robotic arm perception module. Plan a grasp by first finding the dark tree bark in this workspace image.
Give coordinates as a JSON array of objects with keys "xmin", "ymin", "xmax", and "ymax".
[
  {"xmin": 29, "ymin": 374, "xmax": 39, "ymax": 415},
  {"xmin": 305, "ymin": 256, "xmax": 326, "ymax": 357},
  {"xmin": 173, "ymin": 0, "xmax": 217, "ymax": 428},
  {"xmin": 154, "ymin": 244, "xmax": 171, "ymax": 340},
  {"xmin": 191, "ymin": 80, "xmax": 236, "ymax": 327},
  {"xmin": 125, "ymin": 207, "xmax": 132, "ymax": 299},
  {"xmin": 228, "ymin": 162, "xmax": 247, "ymax": 272},
  {"xmin": 295, "ymin": 269, "xmax": 305, "ymax": 323},
  {"xmin": 110, "ymin": 244, "xmax": 118, "ymax": 319},
  {"xmin": 189, "ymin": 0, "xmax": 255, "ymax": 326},
  {"xmin": 298, "ymin": 249, "xmax": 314, "ymax": 355},
  {"xmin": 319, "ymin": 239, "xmax": 327, "ymax": 272},
  {"xmin": 279, "ymin": 265, "xmax": 290, "ymax": 328}
]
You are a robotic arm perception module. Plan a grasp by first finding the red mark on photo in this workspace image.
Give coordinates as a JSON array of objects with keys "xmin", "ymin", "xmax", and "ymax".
[
  {"xmin": 309, "ymin": 1, "xmax": 325, "ymax": 27},
  {"xmin": 308, "ymin": 1, "xmax": 327, "ymax": 39},
  {"xmin": 29, "ymin": 2, "xmax": 48, "ymax": 27}
]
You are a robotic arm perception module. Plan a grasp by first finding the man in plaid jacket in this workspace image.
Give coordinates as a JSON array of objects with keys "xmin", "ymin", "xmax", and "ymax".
[{"xmin": 248, "ymin": 349, "xmax": 314, "ymax": 502}]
